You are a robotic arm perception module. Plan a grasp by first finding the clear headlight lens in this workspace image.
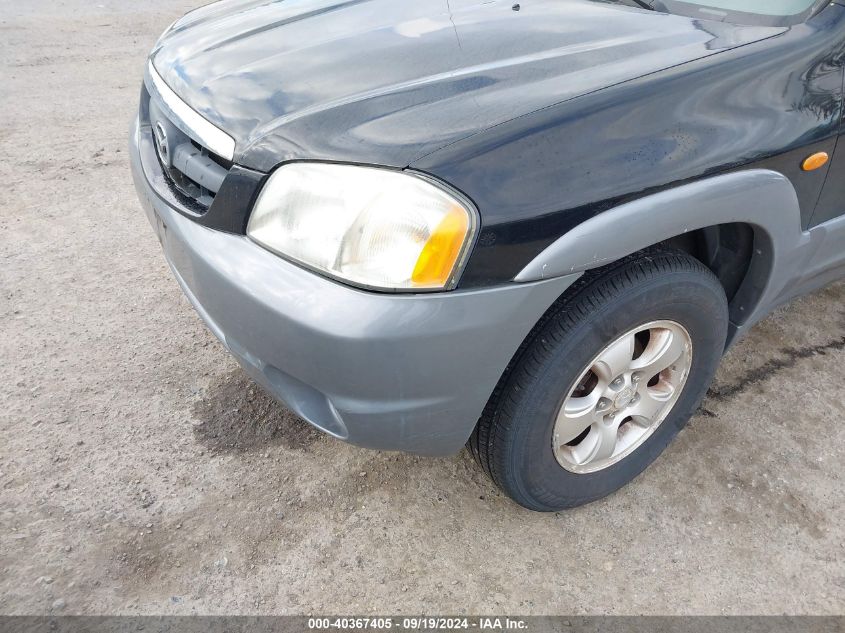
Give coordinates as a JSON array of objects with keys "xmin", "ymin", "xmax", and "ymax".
[{"xmin": 246, "ymin": 163, "xmax": 478, "ymax": 291}]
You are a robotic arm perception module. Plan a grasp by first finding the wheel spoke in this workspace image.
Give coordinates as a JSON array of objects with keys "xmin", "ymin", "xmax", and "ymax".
[
  {"xmin": 570, "ymin": 419, "xmax": 620, "ymax": 465},
  {"xmin": 555, "ymin": 392, "xmax": 600, "ymax": 443},
  {"xmin": 631, "ymin": 327, "xmax": 686, "ymax": 380},
  {"xmin": 593, "ymin": 332, "xmax": 636, "ymax": 382}
]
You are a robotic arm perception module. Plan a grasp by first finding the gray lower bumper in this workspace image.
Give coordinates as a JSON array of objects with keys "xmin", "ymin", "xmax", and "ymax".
[{"xmin": 130, "ymin": 118, "xmax": 580, "ymax": 455}]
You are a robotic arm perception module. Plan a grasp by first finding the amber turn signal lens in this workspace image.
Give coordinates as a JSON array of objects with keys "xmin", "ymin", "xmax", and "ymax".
[
  {"xmin": 802, "ymin": 152, "xmax": 829, "ymax": 172},
  {"xmin": 411, "ymin": 205, "xmax": 470, "ymax": 286}
]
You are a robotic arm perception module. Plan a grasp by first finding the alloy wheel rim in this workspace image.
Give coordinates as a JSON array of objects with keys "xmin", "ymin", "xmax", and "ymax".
[{"xmin": 552, "ymin": 320, "xmax": 693, "ymax": 474}]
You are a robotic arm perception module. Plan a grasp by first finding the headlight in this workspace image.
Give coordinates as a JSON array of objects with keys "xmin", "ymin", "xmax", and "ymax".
[{"xmin": 246, "ymin": 163, "xmax": 478, "ymax": 291}]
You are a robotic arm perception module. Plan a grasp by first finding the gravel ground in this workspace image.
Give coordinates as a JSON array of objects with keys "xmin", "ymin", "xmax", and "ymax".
[{"xmin": 1, "ymin": 0, "xmax": 843, "ymax": 616}]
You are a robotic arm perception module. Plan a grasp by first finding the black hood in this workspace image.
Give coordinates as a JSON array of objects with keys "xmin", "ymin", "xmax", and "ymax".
[{"xmin": 151, "ymin": 0, "xmax": 782, "ymax": 171}]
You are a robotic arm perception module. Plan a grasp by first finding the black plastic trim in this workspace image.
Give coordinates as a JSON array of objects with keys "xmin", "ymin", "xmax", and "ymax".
[{"xmin": 138, "ymin": 122, "xmax": 266, "ymax": 234}]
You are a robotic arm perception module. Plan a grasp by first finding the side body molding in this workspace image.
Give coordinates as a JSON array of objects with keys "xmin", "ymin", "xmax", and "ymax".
[{"xmin": 515, "ymin": 170, "xmax": 835, "ymax": 345}]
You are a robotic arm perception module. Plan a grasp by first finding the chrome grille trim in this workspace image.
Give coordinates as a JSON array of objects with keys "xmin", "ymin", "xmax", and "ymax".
[{"xmin": 146, "ymin": 60, "xmax": 236, "ymax": 161}]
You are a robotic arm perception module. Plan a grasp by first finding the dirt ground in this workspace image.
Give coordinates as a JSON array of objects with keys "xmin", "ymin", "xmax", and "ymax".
[{"xmin": 1, "ymin": 0, "xmax": 843, "ymax": 616}]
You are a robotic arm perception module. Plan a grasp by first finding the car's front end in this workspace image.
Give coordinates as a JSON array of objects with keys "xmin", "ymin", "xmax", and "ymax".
[
  {"xmin": 130, "ymin": 59, "xmax": 578, "ymax": 455},
  {"xmin": 130, "ymin": 0, "xmax": 785, "ymax": 455}
]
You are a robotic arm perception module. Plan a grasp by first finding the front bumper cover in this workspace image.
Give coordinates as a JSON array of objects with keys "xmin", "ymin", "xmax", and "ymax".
[{"xmin": 130, "ymin": 117, "xmax": 580, "ymax": 455}]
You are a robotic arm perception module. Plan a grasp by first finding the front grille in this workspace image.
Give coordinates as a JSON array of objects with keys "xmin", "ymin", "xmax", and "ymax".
[{"xmin": 146, "ymin": 90, "xmax": 232, "ymax": 211}]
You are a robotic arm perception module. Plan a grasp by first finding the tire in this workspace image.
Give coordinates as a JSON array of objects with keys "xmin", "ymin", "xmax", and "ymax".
[{"xmin": 469, "ymin": 249, "xmax": 728, "ymax": 511}]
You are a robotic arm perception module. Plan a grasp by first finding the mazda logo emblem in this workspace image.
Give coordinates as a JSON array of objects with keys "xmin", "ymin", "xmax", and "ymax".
[{"xmin": 154, "ymin": 121, "xmax": 169, "ymax": 166}]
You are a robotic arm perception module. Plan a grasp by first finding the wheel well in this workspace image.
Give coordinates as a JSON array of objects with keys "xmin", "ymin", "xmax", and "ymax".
[
  {"xmin": 471, "ymin": 223, "xmax": 763, "ymax": 449},
  {"xmin": 659, "ymin": 223, "xmax": 755, "ymax": 305},
  {"xmin": 471, "ymin": 245, "xmax": 737, "ymax": 455}
]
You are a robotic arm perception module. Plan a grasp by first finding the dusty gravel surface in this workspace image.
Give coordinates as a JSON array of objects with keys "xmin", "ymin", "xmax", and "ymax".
[{"xmin": 1, "ymin": 0, "xmax": 843, "ymax": 616}]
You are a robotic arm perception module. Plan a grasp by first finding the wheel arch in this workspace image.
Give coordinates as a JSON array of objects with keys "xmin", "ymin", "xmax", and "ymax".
[{"xmin": 514, "ymin": 169, "xmax": 804, "ymax": 347}]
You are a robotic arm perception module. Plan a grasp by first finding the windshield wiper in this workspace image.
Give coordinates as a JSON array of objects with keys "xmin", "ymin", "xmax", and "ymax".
[
  {"xmin": 604, "ymin": 0, "xmax": 656, "ymax": 9},
  {"xmin": 601, "ymin": 0, "xmax": 671, "ymax": 14}
]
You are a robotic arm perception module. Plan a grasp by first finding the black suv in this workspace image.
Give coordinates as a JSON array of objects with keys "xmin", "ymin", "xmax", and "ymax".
[{"xmin": 131, "ymin": 0, "xmax": 845, "ymax": 511}]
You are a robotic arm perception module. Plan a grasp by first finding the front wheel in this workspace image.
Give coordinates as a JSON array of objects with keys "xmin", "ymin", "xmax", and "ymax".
[{"xmin": 469, "ymin": 250, "xmax": 728, "ymax": 511}]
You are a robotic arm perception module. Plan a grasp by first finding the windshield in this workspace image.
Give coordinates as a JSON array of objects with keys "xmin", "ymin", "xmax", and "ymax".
[{"xmin": 653, "ymin": 0, "xmax": 828, "ymax": 25}]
